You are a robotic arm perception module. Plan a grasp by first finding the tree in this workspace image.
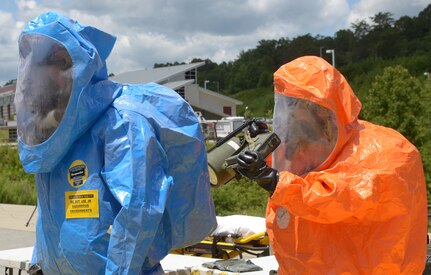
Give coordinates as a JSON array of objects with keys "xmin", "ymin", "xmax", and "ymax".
[
  {"xmin": 3, "ymin": 79, "xmax": 16, "ymax": 87},
  {"xmin": 351, "ymin": 19, "xmax": 371, "ymax": 39},
  {"xmin": 371, "ymin": 12, "xmax": 395, "ymax": 29},
  {"xmin": 278, "ymin": 34, "xmax": 320, "ymax": 64},
  {"xmin": 361, "ymin": 65, "xmax": 431, "ymax": 196},
  {"xmin": 350, "ymin": 20, "xmax": 371, "ymax": 60},
  {"xmin": 367, "ymin": 12, "xmax": 401, "ymax": 59},
  {"xmin": 420, "ymin": 78, "xmax": 431, "ymax": 191},
  {"xmin": 362, "ymin": 65, "xmax": 428, "ymax": 148},
  {"xmin": 417, "ymin": 4, "xmax": 431, "ymax": 36},
  {"xmin": 153, "ymin": 61, "xmax": 186, "ymax": 68},
  {"xmin": 334, "ymin": 29, "xmax": 355, "ymax": 65}
]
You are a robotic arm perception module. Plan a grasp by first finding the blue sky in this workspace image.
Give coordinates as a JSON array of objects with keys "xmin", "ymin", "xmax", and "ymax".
[{"xmin": 0, "ymin": 0, "xmax": 429, "ymax": 85}]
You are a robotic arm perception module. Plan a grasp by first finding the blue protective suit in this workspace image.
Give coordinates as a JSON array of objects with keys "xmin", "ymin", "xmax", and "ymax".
[{"xmin": 15, "ymin": 12, "xmax": 217, "ymax": 274}]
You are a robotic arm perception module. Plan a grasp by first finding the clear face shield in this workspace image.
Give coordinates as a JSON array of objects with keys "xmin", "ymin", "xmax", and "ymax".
[
  {"xmin": 272, "ymin": 94, "xmax": 338, "ymax": 176},
  {"xmin": 15, "ymin": 34, "xmax": 73, "ymax": 146}
]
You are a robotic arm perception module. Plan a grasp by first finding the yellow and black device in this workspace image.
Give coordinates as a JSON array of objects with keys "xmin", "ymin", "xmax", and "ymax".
[
  {"xmin": 206, "ymin": 119, "xmax": 281, "ymax": 187},
  {"xmin": 171, "ymin": 231, "xmax": 270, "ymax": 259}
]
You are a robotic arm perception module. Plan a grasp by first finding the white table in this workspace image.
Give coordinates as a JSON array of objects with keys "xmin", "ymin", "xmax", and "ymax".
[
  {"xmin": 0, "ymin": 246, "xmax": 278, "ymax": 274},
  {"xmin": 0, "ymin": 246, "xmax": 32, "ymax": 275}
]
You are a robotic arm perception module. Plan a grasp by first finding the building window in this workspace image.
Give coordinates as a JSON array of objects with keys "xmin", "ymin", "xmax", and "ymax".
[
  {"xmin": 175, "ymin": 87, "xmax": 185, "ymax": 99},
  {"xmin": 9, "ymin": 128, "xmax": 17, "ymax": 142},
  {"xmin": 223, "ymin": 106, "xmax": 232, "ymax": 116},
  {"xmin": 185, "ymin": 69, "xmax": 196, "ymax": 81},
  {"xmin": 7, "ymin": 104, "xmax": 11, "ymax": 120},
  {"xmin": 0, "ymin": 105, "xmax": 3, "ymax": 118}
]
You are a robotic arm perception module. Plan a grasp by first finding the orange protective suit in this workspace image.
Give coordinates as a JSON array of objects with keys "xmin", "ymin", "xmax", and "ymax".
[{"xmin": 267, "ymin": 56, "xmax": 428, "ymax": 274}]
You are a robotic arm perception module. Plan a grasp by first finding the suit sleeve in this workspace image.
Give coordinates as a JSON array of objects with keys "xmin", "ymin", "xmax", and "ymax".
[
  {"xmin": 101, "ymin": 109, "xmax": 170, "ymax": 274},
  {"xmin": 101, "ymin": 86, "xmax": 216, "ymax": 273}
]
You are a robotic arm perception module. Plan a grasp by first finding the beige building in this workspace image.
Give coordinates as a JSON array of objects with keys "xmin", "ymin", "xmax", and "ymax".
[
  {"xmin": 0, "ymin": 82, "xmax": 17, "ymax": 141},
  {"xmin": 0, "ymin": 82, "xmax": 16, "ymax": 125},
  {"xmin": 111, "ymin": 62, "xmax": 242, "ymax": 119},
  {"xmin": 0, "ymin": 62, "xmax": 242, "ymax": 141}
]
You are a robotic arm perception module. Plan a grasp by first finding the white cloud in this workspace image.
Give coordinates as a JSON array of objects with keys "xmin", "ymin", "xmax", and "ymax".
[
  {"xmin": 16, "ymin": 0, "xmax": 37, "ymax": 10},
  {"xmin": 347, "ymin": 0, "xmax": 430, "ymax": 27},
  {"xmin": 0, "ymin": 0, "xmax": 429, "ymax": 85},
  {"xmin": 0, "ymin": 10, "xmax": 20, "ymax": 85}
]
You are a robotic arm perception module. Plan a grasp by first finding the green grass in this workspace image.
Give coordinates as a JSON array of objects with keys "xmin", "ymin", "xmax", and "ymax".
[
  {"xmin": 0, "ymin": 129, "xmax": 8, "ymax": 141},
  {"xmin": 210, "ymin": 177, "xmax": 268, "ymax": 217},
  {"xmin": 232, "ymin": 87, "xmax": 274, "ymax": 118},
  {"xmin": 0, "ymin": 146, "xmax": 36, "ymax": 205},
  {"xmin": 205, "ymin": 130, "xmax": 269, "ymax": 217},
  {"xmin": 1, "ymin": 142, "xmax": 268, "ymax": 218}
]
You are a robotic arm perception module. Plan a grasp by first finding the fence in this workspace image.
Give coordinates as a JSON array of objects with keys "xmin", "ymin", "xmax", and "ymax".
[{"xmin": 0, "ymin": 126, "xmax": 17, "ymax": 144}]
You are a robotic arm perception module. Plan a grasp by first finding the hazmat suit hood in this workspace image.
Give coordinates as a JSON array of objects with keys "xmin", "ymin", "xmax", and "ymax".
[
  {"xmin": 15, "ymin": 12, "xmax": 121, "ymax": 173},
  {"xmin": 267, "ymin": 56, "xmax": 427, "ymax": 274},
  {"xmin": 273, "ymin": 56, "xmax": 362, "ymax": 172},
  {"xmin": 15, "ymin": 12, "xmax": 217, "ymax": 274}
]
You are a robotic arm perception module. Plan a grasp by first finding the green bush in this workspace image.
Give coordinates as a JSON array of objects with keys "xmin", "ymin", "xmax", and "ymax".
[
  {"xmin": 210, "ymin": 177, "xmax": 268, "ymax": 217},
  {"xmin": 0, "ymin": 146, "xmax": 36, "ymax": 205},
  {"xmin": 361, "ymin": 66, "xmax": 431, "ymax": 195},
  {"xmin": 205, "ymin": 141, "xmax": 269, "ymax": 217}
]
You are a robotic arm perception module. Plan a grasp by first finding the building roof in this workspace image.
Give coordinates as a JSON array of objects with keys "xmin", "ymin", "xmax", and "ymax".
[
  {"xmin": 0, "ymin": 83, "xmax": 16, "ymax": 95},
  {"xmin": 109, "ymin": 62, "xmax": 242, "ymax": 117},
  {"xmin": 0, "ymin": 83, "xmax": 15, "ymax": 106},
  {"xmin": 110, "ymin": 62, "xmax": 205, "ymax": 84},
  {"xmin": 163, "ymin": 80, "xmax": 195, "ymax": 90}
]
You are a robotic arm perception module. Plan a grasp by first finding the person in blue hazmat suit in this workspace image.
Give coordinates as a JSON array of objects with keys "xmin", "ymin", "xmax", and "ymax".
[{"xmin": 14, "ymin": 12, "xmax": 217, "ymax": 274}]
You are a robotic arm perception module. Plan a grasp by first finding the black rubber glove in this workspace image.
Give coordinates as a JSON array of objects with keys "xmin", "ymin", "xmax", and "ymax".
[
  {"xmin": 236, "ymin": 151, "xmax": 278, "ymax": 193},
  {"xmin": 28, "ymin": 264, "xmax": 44, "ymax": 275},
  {"xmin": 248, "ymin": 121, "xmax": 268, "ymax": 138}
]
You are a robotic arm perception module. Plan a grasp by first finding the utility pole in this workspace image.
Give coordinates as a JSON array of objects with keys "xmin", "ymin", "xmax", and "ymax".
[{"xmin": 326, "ymin": 49, "xmax": 335, "ymax": 67}]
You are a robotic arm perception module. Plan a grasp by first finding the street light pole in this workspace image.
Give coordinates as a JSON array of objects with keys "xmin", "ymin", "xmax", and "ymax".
[
  {"xmin": 204, "ymin": 80, "xmax": 210, "ymax": 90},
  {"xmin": 326, "ymin": 49, "xmax": 335, "ymax": 67}
]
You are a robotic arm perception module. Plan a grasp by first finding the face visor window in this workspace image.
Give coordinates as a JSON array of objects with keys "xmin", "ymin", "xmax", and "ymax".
[
  {"xmin": 272, "ymin": 94, "xmax": 338, "ymax": 175},
  {"xmin": 15, "ymin": 34, "xmax": 73, "ymax": 145}
]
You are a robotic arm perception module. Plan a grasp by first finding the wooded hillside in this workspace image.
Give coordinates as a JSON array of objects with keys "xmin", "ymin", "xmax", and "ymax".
[
  {"xmin": 3, "ymin": 5, "xmax": 431, "ymax": 213},
  {"xmin": 190, "ymin": 4, "xmax": 431, "ymax": 201}
]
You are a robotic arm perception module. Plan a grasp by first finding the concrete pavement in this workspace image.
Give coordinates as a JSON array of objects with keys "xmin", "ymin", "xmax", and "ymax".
[
  {"xmin": 0, "ymin": 203, "xmax": 430, "ymax": 271},
  {"xmin": 0, "ymin": 203, "xmax": 279, "ymax": 274},
  {"xmin": 0, "ymin": 203, "xmax": 36, "ymax": 250}
]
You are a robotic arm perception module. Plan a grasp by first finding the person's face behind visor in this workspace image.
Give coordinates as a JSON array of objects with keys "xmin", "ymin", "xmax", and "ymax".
[
  {"xmin": 15, "ymin": 34, "xmax": 73, "ymax": 146},
  {"xmin": 272, "ymin": 94, "xmax": 338, "ymax": 176}
]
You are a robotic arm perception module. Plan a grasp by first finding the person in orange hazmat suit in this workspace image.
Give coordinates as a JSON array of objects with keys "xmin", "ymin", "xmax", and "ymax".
[{"xmin": 235, "ymin": 56, "xmax": 428, "ymax": 274}]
